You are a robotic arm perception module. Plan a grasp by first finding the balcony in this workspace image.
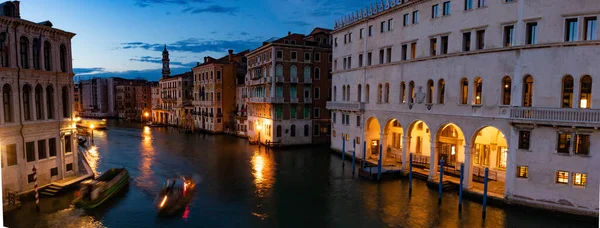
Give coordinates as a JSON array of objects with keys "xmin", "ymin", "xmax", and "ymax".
[
  {"xmin": 249, "ymin": 97, "xmax": 267, "ymax": 103},
  {"xmin": 303, "ymin": 77, "xmax": 312, "ymax": 84},
  {"xmin": 290, "ymin": 77, "xmax": 298, "ymax": 83},
  {"xmin": 326, "ymin": 101, "xmax": 365, "ymax": 112},
  {"xmin": 303, "ymin": 98, "xmax": 312, "ymax": 103},
  {"xmin": 266, "ymin": 97, "xmax": 284, "ymax": 103},
  {"xmin": 509, "ymin": 107, "xmax": 600, "ymax": 125},
  {"xmin": 274, "ymin": 76, "xmax": 284, "ymax": 83},
  {"xmin": 290, "ymin": 97, "xmax": 298, "ymax": 103}
]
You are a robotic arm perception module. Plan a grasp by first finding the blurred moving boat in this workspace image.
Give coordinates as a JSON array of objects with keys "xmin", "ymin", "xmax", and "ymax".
[
  {"xmin": 77, "ymin": 136, "xmax": 87, "ymax": 146},
  {"xmin": 73, "ymin": 168, "xmax": 129, "ymax": 209},
  {"xmin": 146, "ymin": 121, "xmax": 159, "ymax": 127},
  {"xmin": 155, "ymin": 176, "xmax": 196, "ymax": 215},
  {"xmin": 76, "ymin": 118, "xmax": 108, "ymax": 130}
]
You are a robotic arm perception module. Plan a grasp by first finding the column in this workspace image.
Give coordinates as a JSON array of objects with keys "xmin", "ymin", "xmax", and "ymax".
[
  {"xmin": 401, "ymin": 135, "xmax": 410, "ymax": 172},
  {"xmin": 429, "ymin": 140, "xmax": 439, "ymax": 180},
  {"xmin": 505, "ymin": 129, "xmax": 519, "ymax": 197},
  {"xmin": 380, "ymin": 132, "xmax": 387, "ymax": 163},
  {"xmin": 463, "ymin": 144, "xmax": 473, "ymax": 189}
]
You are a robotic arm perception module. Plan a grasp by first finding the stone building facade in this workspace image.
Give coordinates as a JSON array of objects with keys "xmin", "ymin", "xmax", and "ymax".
[
  {"xmin": 0, "ymin": 1, "xmax": 78, "ymax": 194},
  {"xmin": 328, "ymin": 0, "xmax": 600, "ymax": 216},
  {"xmin": 115, "ymin": 79, "xmax": 152, "ymax": 121},
  {"xmin": 152, "ymin": 46, "xmax": 192, "ymax": 126},
  {"xmin": 246, "ymin": 28, "xmax": 333, "ymax": 146}
]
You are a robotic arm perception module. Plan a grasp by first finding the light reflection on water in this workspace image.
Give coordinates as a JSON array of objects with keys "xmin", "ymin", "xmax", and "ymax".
[
  {"xmin": 136, "ymin": 126, "xmax": 157, "ymax": 191},
  {"xmin": 250, "ymin": 149, "xmax": 275, "ymax": 220},
  {"xmin": 85, "ymin": 145, "xmax": 101, "ymax": 176}
]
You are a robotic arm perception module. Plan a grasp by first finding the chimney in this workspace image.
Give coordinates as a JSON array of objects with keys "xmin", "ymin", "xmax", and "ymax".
[
  {"xmin": 288, "ymin": 31, "xmax": 291, "ymax": 36},
  {"xmin": 228, "ymin": 49, "xmax": 233, "ymax": 63},
  {"xmin": 204, "ymin": 57, "xmax": 207, "ymax": 63},
  {"xmin": 197, "ymin": 62, "xmax": 200, "ymax": 66}
]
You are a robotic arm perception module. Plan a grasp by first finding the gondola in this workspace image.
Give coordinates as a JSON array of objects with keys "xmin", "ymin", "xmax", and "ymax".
[{"xmin": 73, "ymin": 168, "xmax": 129, "ymax": 209}]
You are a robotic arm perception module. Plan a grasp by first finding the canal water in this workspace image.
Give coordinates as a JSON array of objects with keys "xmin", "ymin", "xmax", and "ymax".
[{"xmin": 4, "ymin": 121, "xmax": 596, "ymax": 227}]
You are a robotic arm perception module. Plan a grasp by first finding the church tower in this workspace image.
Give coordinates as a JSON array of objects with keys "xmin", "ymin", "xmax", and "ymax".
[{"xmin": 162, "ymin": 45, "xmax": 170, "ymax": 79}]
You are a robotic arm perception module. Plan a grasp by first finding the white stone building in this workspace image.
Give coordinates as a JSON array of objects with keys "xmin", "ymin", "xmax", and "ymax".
[
  {"xmin": 0, "ymin": 1, "xmax": 78, "ymax": 194},
  {"xmin": 153, "ymin": 46, "xmax": 193, "ymax": 126},
  {"xmin": 78, "ymin": 77, "xmax": 117, "ymax": 118},
  {"xmin": 328, "ymin": 0, "xmax": 599, "ymax": 216}
]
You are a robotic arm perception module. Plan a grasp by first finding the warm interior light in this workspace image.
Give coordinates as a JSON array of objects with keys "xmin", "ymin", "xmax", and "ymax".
[
  {"xmin": 159, "ymin": 195, "xmax": 168, "ymax": 208},
  {"xmin": 90, "ymin": 124, "xmax": 95, "ymax": 130},
  {"xmin": 504, "ymin": 84, "xmax": 509, "ymax": 88},
  {"xmin": 144, "ymin": 112, "xmax": 149, "ymax": 117},
  {"xmin": 580, "ymin": 99, "xmax": 588, "ymax": 108},
  {"xmin": 451, "ymin": 146, "xmax": 456, "ymax": 155}
]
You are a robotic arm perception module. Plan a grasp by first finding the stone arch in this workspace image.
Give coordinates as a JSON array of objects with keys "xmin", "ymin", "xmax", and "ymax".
[
  {"xmin": 364, "ymin": 116, "xmax": 382, "ymax": 158},
  {"xmin": 434, "ymin": 122, "xmax": 467, "ymax": 169},
  {"xmin": 469, "ymin": 125, "xmax": 509, "ymax": 194}
]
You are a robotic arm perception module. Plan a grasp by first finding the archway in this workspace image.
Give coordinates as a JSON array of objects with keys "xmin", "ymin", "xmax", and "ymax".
[
  {"xmin": 383, "ymin": 119, "xmax": 403, "ymax": 166},
  {"xmin": 407, "ymin": 120, "xmax": 431, "ymax": 171},
  {"xmin": 471, "ymin": 126, "xmax": 508, "ymax": 195},
  {"xmin": 364, "ymin": 117, "xmax": 381, "ymax": 160},
  {"xmin": 434, "ymin": 123, "xmax": 466, "ymax": 177}
]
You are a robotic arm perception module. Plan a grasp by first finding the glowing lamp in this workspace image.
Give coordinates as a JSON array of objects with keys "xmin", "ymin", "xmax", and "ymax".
[
  {"xmin": 90, "ymin": 124, "xmax": 95, "ymax": 130},
  {"xmin": 580, "ymin": 99, "xmax": 588, "ymax": 109}
]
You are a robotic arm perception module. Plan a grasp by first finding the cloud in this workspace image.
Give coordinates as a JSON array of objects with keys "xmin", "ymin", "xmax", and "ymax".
[
  {"xmin": 74, "ymin": 67, "xmax": 106, "ymax": 75},
  {"xmin": 120, "ymin": 38, "xmax": 261, "ymax": 54},
  {"xmin": 308, "ymin": 0, "xmax": 365, "ymax": 18},
  {"xmin": 183, "ymin": 5, "xmax": 238, "ymax": 15},
  {"xmin": 284, "ymin": 20, "xmax": 311, "ymax": 27},
  {"xmin": 134, "ymin": 0, "xmax": 209, "ymax": 8},
  {"xmin": 240, "ymin": 31, "xmax": 249, "ymax": 36},
  {"xmin": 129, "ymin": 56, "xmax": 197, "ymax": 68},
  {"xmin": 74, "ymin": 67, "xmax": 190, "ymax": 82}
]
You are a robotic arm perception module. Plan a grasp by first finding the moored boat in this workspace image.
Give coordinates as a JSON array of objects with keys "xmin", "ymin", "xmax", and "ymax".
[
  {"xmin": 77, "ymin": 118, "xmax": 108, "ymax": 130},
  {"xmin": 73, "ymin": 168, "xmax": 129, "ymax": 209},
  {"xmin": 155, "ymin": 176, "xmax": 196, "ymax": 215}
]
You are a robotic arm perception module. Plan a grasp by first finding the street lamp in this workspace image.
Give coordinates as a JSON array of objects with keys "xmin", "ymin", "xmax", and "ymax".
[
  {"xmin": 256, "ymin": 124, "xmax": 262, "ymax": 147},
  {"xmin": 90, "ymin": 124, "xmax": 95, "ymax": 146},
  {"xmin": 144, "ymin": 112, "xmax": 150, "ymax": 123}
]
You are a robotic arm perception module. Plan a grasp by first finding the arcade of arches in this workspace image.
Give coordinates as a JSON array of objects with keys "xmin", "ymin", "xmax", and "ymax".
[{"xmin": 363, "ymin": 117, "xmax": 508, "ymax": 194}]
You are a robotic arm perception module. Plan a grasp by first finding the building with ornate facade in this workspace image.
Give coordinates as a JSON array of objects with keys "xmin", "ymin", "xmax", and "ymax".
[
  {"xmin": 235, "ymin": 77, "xmax": 248, "ymax": 137},
  {"xmin": 246, "ymin": 28, "xmax": 333, "ymax": 146},
  {"xmin": 0, "ymin": 1, "xmax": 78, "ymax": 194},
  {"xmin": 328, "ymin": 0, "xmax": 599, "ymax": 216},
  {"xmin": 191, "ymin": 49, "xmax": 247, "ymax": 133},
  {"xmin": 152, "ymin": 46, "xmax": 193, "ymax": 126}
]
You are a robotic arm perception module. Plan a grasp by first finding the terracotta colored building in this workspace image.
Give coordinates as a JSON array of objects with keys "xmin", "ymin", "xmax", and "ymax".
[{"xmin": 115, "ymin": 79, "xmax": 153, "ymax": 121}]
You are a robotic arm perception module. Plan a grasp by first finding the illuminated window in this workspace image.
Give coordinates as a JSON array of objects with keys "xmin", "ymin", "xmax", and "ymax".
[
  {"xmin": 556, "ymin": 171, "xmax": 569, "ymax": 184},
  {"xmin": 473, "ymin": 77, "xmax": 482, "ymax": 105},
  {"xmin": 557, "ymin": 133, "xmax": 571, "ymax": 154},
  {"xmin": 497, "ymin": 147, "xmax": 507, "ymax": 170},
  {"xmin": 516, "ymin": 166, "xmax": 528, "ymax": 178},
  {"xmin": 573, "ymin": 173, "xmax": 587, "ymax": 187},
  {"xmin": 437, "ymin": 79, "xmax": 445, "ymax": 104},
  {"xmin": 574, "ymin": 134, "xmax": 590, "ymax": 155},
  {"xmin": 460, "ymin": 78, "xmax": 468, "ymax": 104},
  {"xmin": 562, "ymin": 75, "xmax": 574, "ymax": 108},
  {"xmin": 502, "ymin": 76, "xmax": 511, "ymax": 105},
  {"xmin": 579, "ymin": 75, "xmax": 592, "ymax": 108},
  {"xmin": 518, "ymin": 130, "xmax": 530, "ymax": 150}
]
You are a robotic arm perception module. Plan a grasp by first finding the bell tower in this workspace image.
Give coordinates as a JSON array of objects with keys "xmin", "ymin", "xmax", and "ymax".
[{"xmin": 162, "ymin": 45, "xmax": 170, "ymax": 79}]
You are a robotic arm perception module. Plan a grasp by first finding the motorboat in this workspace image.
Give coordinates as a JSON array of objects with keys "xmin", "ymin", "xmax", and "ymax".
[
  {"xmin": 77, "ymin": 118, "xmax": 108, "ymax": 130},
  {"xmin": 155, "ymin": 176, "xmax": 196, "ymax": 215},
  {"xmin": 73, "ymin": 168, "xmax": 129, "ymax": 209},
  {"xmin": 146, "ymin": 121, "xmax": 159, "ymax": 127}
]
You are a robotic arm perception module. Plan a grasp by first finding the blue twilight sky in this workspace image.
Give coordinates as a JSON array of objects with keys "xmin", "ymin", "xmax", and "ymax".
[{"xmin": 19, "ymin": 0, "xmax": 365, "ymax": 81}]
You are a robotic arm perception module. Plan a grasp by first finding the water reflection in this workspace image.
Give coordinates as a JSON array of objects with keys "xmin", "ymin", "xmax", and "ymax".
[
  {"xmin": 250, "ymin": 150, "xmax": 274, "ymax": 197},
  {"xmin": 85, "ymin": 145, "xmax": 101, "ymax": 176},
  {"xmin": 136, "ymin": 126, "xmax": 156, "ymax": 190}
]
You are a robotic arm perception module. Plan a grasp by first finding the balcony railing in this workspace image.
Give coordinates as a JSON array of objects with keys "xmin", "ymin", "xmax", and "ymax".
[
  {"xmin": 290, "ymin": 77, "xmax": 298, "ymax": 83},
  {"xmin": 266, "ymin": 97, "xmax": 284, "ymax": 103},
  {"xmin": 290, "ymin": 97, "xmax": 298, "ymax": 103},
  {"xmin": 326, "ymin": 101, "xmax": 365, "ymax": 112},
  {"xmin": 304, "ymin": 97, "xmax": 312, "ymax": 103},
  {"xmin": 510, "ymin": 107, "xmax": 600, "ymax": 124},
  {"xmin": 303, "ymin": 77, "xmax": 312, "ymax": 84},
  {"xmin": 249, "ymin": 97, "xmax": 266, "ymax": 103},
  {"xmin": 275, "ymin": 76, "xmax": 284, "ymax": 83}
]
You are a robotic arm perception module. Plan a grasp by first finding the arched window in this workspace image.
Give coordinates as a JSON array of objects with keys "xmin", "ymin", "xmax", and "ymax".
[
  {"xmin": 46, "ymin": 85, "xmax": 54, "ymax": 119},
  {"xmin": 290, "ymin": 65, "xmax": 297, "ymax": 78},
  {"xmin": 291, "ymin": 125, "xmax": 296, "ymax": 137},
  {"xmin": 0, "ymin": 32, "xmax": 8, "ymax": 67},
  {"xmin": 3, "ymin": 84, "xmax": 12, "ymax": 122},
  {"xmin": 460, "ymin": 78, "xmax": 468, "ymax": 104},
  {"xmin": 400, "ymin": 81, "xmax": 406, "ymax": 103},
  {"xmin": 60, "ymin": 44, "xmax": 67, "ymax": 73},
  {"xmin": 22, "ymin": 84, "xmax": 32, "ymax": 121},
  {"xmin": 357, "ymin": 84, "xmax": 362, "ymax": 102},
  {"xmin": 342, "ymin": 86, "xmax": 346, "ymax": 101},
  {"xmin": 474, "ymin": 77, "xmax": 482, "ymax": 105},
  {"xmin": 304, "ymin": 66, "xmax": 310, "ymax": 79},
  {"xmin": 314, "ymin": 67, "xmax": 321, "ymax": 80},
  {"xmin": 44, "ymin": 41, "xmax": 51, "ymax": 71},
  {"xmin": 333, "ymin": 86, "xmax": 337, "ymax": 101},
  {"xmin": 438, "ymin": 79, "xmax": 445, "ymax": 104},
  {"xmin": 276, "ymin": 125, "xmax": 282, "ymax": 137},
  {"xmin": 346, "ymin": 85, "xmax": 350, "ymax": 101},
  {"xmin": 501, "ymin": 76, "xmax": 511, "ymax": 105},
  {"xmin": 35, "ymin": 85, "xmax": 43, "ymax": 120},
  {"xmin": 62, "ymin": 86, "xmax": 70, "ymax": 118},
  {"xmin": 377, "ymin": 83, "xmax": 382, "ymax": 103},
  {"xmin": 262, "ymin": 67, "xmax": 266, "ymax": 77},
  {"xmin": 427, "ymin": 80, "xmax": 434, "ymax": 104},
  {"xmin": 365, "ymin": 84, "xmax": 370, "ymax": 103},
  {"xmin": 275, "ymin": 64, "xmax": 283, "ymax": 77},
  {"xmin": 580, "ymin": 75, "xmax": 592, "ymax": 108},
  {"xmin": 408, "ymin": 81, "xmax": 415, "ymax": 103},
  {"xmin": 561, "ymin": 75, "xmax": 574, "ymax": 108},
  {"xmin": 19, "ymin": 36, "xmax": 29, "ymax": 69},
  {"xmin": 522, "ymin": 75, "xmax": 533, "ymax": 107},
  {"xmin": 314, "ymin": 87, "xmax": 320, "ymax": 99},
  {"xmin": 384, "ymin": 83, "xmax": 390, "ymax": 103},
  {"xmin": 32, "ymin": 38, "xmax": 40, "ymax": 70},
  {"xmin": 304, "ymin": 124, "xmax": 309, "ymax": 136}
]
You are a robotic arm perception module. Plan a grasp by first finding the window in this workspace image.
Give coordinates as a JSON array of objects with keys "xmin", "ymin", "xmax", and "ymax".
[
  {"xmin": 377, "ymin": 84, "xmax": 382, "ymax": 103},
  {"xmin": 427, "ymin": 80, "xmax": 434, "ymax": 103},
  {"xmin": 522, "ymin": 75, "xmax": 533, "ymax": 107},
  {"xmin": 356, "ymin": 116, "xmax": 361, "ymax": 127},
  {"xmin": 62, "ymin": 86, "xmax": 70, "ymax": 118},
  {"xmin": 314, "ymin": 87, "xmax": 320, "ymax": 99},
  {"xmin": 441, "ymin": 36, "xmax": 448, "ymax": 54},
  {"xmin": 502, "ymin": 76, "xmax": 511, "ymax": 105},
  {"xmin": 432, "ymin": 4, "xmax": 439, "ymax": 18},
  {"xmin": 314, "ymin": 68, "xmax": 320, "ymax": 80},
  {"xmin": 478, "ymin": 0, "xmax": 486, "ymax": 7},
  {"xmin": 358, "ymin": 54, "xmax": 363, "ymax": 67},
  {"xmin": 368, "ymin": 25, "xmax": 373, "ymax": 36},
  {"xmin": 463, "ymin": 32, "xmax": 471, "ymax": 51},
  {"xmin": 315, "ymin": 53, "xmax": 320, "ymax": 62},
  {"xmin": 49, "ymin": 138, "xmax": 56, "ymax": 157},
  {"xmin": 66, "ymin": 163, "xmax": 73, "ymax": 171},
  {"xmin": 276, "ymin": 125, "xmax": 282, "ymax": 137},
  {"xmin": 348, "ymin": 33, "xmax": 352, "ymax": 43},
  {"xmin": 380, "ymin": 21, "xmax": 385, "ymax": 33},
  {"xmin": 443, "ymin": 1, "xmax": 451, "ymax": 15},
  {"xmin": 562, "ymin": 75, "xmax": 574, "ymax": 108},
  {"xmin": 345, "ymin": 114, "xmax": 349, "ymax": 125},
  {"xmin": 0, "ymin": 32, "xmax": 8, "ymax": 67},
  {"xmin": 341, "ymin": 113, "xmax": 345, "ymax": 124},
  {"xmin": 19, "ymin": 36, "xmax": 29, "ymax": 69},
  {"xmin": 38, "ymin": 139, "xmax": 47, "ymax": 160},
  {"xmin": 460, "ymin": 78, "xmax": 468, "ymax": 104},
  {"xmin": 347, "ymin": 56, "xmax": 351, "ymax": 68},
  {"xmin": 526, "ymin": 22, "xmax": 537, "ymax": 44},
  {"xmin": 304, "ymin": 124, "xmax": 309, "ymax": 136},
  {"xmin": 401, "ymin": 44, "xmax": 407, "ymax": 60},
  {"xmin": 360, "ymin": 28, "xmax": 364, "ymax": 39},
  {"xmin": 367, "ymin": 52, "xmax": 372, "ymax": 66},
  {"xmin": 388, "ymin": 19, "xmax": 393, "ymax": 31},
  {"xmin": 437, "ymin": 79, "xmax": 445, "ymax": 104},
  {"xmin": 276, "ymin": 50, "xmax": 283, "ymax": 59},
  {"xmin": 23, "ymin": 84, "xmax": 32, "ymax": 121},
  {"xmin": 409, "ymin": 81, "xmax": 415, "ymax": 103},
  {"xmin": 476, "ymin": 30, "xmax": 485, "ymax": 50},
  {"xmin": 580, "ymin": 75, "xmax": 592, "ymax": 108},
  {"xmin": 291, "ymin": 51, "xmax": 297, "ymax": 61},
  {"xmin": 556, "ymin": 171, "xmax": 569, "ymax": 184},
  {"xmin": 516, "ymin": 166, "xmax": 528, "ymax": 178},
  {"xmin": 573, "ymin": 173, "xmax": 587, "ymax": 187},
  {"xmin": 32, "ymin": 38, "xmax": 40, "ymax": 70},
  {"xmin": 557, "ymin": 133, "xmax": 571, "ymax": 154},
  {"xmin": 379, "ymin": 49, "xmax": 384, "ymax": 64},
  {"xmin": 473, "ymin": 77, "xmax": 482, "ymax": 105},
  {"xmin": 565, "ymin": 18, "xmax": 578, "ymax": 41},
  {"xmin": 216, "ymin": 71, "xmax": 221, "ymax": 80},
  {"xmin": 51, "ymin": 167, "xmax": 58, "ymax": 177},
  {"xmin": 384, "ymin": 83, "xmax": 390, "ymax": 103},
  {"xmin": 26, "ymin": 141, "xmax": 35, "ymax": 162},
  {"xmin": 464, "ymin": 0, "xmax": 473, "ymax": 10},
  {"xmin": 365, "ymin": 84, "xmax": 370, "ymax": 103},
  {"xmin": 313, "ymin": 124, "xmax": 320, "ymax": 136},
  {"xmin": 584, "ymin": 17, "xmax": 597, "ymax": 41},
  {"xmin": 503, "ymin": 25, "xmax": 514, "ymax": 47},
  {"xmin": 357, "ymin": 84, "xmax": 362, "ymax": 102},
  {"xmin": 313, "ymin": 107, "xmax": 320, "ymax": 118},
  {"xmin": 430, "ymin": 38, "xmax": 437, "ymax": 56},
  {"xmin": 410, "ymin": 42, "xmax": 417, "ymax": 59},
  {"xmin": 403, "ymin": 14, "xmax": 409, "ymax": 26},
  {"xmin": 290, "ymin": 65, "xmax": 297, "ymax": 79},
  {"xmin": 412, "ymin": 11, "xmax": 419, "ymax": 24},
  {"xmin": 44, "ymin": 41, "xmax": 51, "ymax": 71},
  {"xmin": 386, "ymin": 48, "xmax": 392, "ymax": 63},
  {"xmin": 346, "ymin": 85, "xmax": 350, "ymax": 101},
  {"xmin": 5, "ymin": 144, "xmax": 16, "ymax": 166},
  {"xmin": 573, "ymin": 134, "xmax": 590, "ymax": 155},
  {"xmin": 65, "ymin": 135, "xmax": 72, "ymax": 153},
  {"xmin": 518, "ymin": 131, "xmax": 530, "ymax": 150}
]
